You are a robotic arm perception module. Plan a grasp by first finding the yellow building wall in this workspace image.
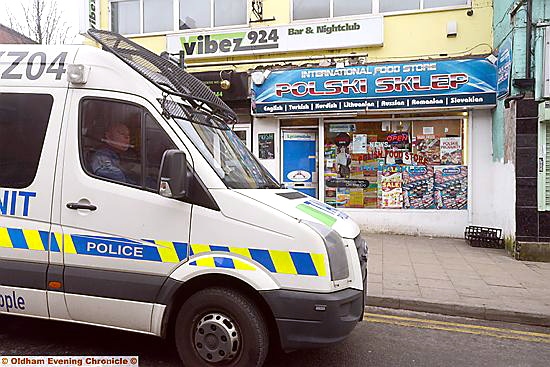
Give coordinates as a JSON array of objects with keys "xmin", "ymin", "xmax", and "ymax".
[{"xmin": 98, "ymin": 0, "xmax": 493, "ymax": 71}]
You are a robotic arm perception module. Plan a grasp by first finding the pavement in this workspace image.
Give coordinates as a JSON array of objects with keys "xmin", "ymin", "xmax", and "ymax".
[{"xmin": 362, "ymin": 233, "xmax": 550, "ymax": 327}]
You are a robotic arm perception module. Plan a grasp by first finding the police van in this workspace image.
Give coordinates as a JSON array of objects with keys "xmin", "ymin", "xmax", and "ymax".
[{"xmin": 0, "ymin": 29, "xmax": 367, "ymax": 367}]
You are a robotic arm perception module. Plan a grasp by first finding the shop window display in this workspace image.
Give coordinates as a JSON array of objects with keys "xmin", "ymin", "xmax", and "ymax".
[{"xmin": 324, "ymin": 119, "xmax": 467, "ymax": 210}]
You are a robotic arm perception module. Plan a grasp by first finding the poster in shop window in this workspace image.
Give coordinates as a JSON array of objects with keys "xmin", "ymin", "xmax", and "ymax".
[
  {"xmin": 402, "ymin": 166, "xmax": 435, "ymax": 209},
  {"xmin": 351, "ymin": 134, "xmax": 368, "ymax": 154},
  {"xmin": 440, "ymin": 137, "xmax": 462, "ymax": 165},
  {"xmin": 378, "ymin": 165, "xmax": 403, "ymax": 209},
  {"xmin": 413, "ymin": 135, "xmax": 440, "ymax": 165},
  {"xmin": 434, "ymin": 165, "xmax": 468, "ymax": 210}
]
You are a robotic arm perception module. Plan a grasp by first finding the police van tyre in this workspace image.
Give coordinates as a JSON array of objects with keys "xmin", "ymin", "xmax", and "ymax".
[{"xmin": 175, "ymin": 287, "xmax": 269, "ymax": 367}]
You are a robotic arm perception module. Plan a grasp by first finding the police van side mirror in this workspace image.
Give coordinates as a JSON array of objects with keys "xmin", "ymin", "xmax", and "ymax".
[{"xmin": 158, "ymin": 150, "xmax": 189, "ymax": 199}]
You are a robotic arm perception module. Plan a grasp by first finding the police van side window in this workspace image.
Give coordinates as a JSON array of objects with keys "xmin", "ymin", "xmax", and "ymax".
[
  {"xmin": 0, "ymin": 93, "xmax": 53, "ymax": 188},
  {"xmin": 80, "ymin": 99, "xmax": 176, "ymax": 191},
  {"xmin": 81, "ymin": 99, "xmax": 143, "ymax": 188}
]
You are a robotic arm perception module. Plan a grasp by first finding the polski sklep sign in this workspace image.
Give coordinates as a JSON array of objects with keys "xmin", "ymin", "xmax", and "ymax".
[
  {"xmin": 252, "ymin": 58, "xmax": 497, "ymax": 114},
  {"xmin": 166, "ymin": 16, "xmax": 383, "ymax": 59}
]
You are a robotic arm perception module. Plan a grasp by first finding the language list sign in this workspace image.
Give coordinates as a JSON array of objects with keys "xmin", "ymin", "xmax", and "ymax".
[{"xmin": 253, "ymin": 58, "xmax": 497, "ymax": 114}]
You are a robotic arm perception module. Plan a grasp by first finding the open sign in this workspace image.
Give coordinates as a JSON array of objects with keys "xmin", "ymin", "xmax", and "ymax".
[{"xmin": 386, "ymin": 132, "xmax": 409, "ymax": 144}]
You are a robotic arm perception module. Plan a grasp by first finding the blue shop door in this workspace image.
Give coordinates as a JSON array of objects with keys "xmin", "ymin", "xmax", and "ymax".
[{"xmin": 282, "ymin": 131, "xmax": 318, "ymax": 198}]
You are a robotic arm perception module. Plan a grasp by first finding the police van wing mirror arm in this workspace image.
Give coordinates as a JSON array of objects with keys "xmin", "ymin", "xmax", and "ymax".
[{"xmin": 158, "ymin": 149, "xmax": 189, "ymax": 199}]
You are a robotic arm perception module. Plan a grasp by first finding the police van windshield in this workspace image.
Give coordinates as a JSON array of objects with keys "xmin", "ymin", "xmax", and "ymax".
[{"xmin": 166, "ymin": 101, "xmax": 279, "ymax": 189}]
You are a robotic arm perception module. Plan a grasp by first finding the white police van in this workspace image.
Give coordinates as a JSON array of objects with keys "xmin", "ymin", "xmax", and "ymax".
[{"xmin": 0, "ymin": 29, "xmax": 367, "ymax": 367}]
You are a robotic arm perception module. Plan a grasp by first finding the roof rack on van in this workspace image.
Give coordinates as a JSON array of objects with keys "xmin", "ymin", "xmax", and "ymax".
[{"xmin": 87, "ymin": 28, "xmax": 237, "ymax": 124}]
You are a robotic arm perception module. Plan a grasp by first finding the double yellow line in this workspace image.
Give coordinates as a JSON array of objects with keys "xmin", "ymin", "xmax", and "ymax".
[{"xmin": 364, "ymin": 312, "xmax": 550, "ymax": 344}]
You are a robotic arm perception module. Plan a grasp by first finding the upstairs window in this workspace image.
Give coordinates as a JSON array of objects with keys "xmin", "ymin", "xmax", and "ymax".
[
  {"xmin": 292, "ymin": 0, "xmax": 469, "ymax": 20},
  {"xmin": 144, "ymin": 0, "xmax": 174, "ymax": 33},
  {"xmin": 424, "ymin": 0, "xmax": 469, "ymax": 9},
  {"xmin": 293, "ymin": 0, "xmax": 330, "ymax": 20},
  {"xmin": 111, "ymin": 0, "xmax": 140, "ymax": 34},
  {"xmin": 293, "ymin": 0, "xmax": 372, "ymax": 20},
  {"xmin": 334, "ymin": 0, "xmax": 372, "ymax": 17},
  {"xmin": 379, "ymin": 0, "xmax": 420, "ymax": 13},
  {"xmin": 379, "ymin": 0, "xmax": 469, "ymax": 13},
  {"xmin": 179, "ymin": 0, "xmax": 247, "ymax": 30}
]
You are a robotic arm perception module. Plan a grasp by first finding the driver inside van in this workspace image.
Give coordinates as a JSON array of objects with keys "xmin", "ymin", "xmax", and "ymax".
[{"xmin": 90, "ymin": 121, "xmax": 135, "ymax": 184}]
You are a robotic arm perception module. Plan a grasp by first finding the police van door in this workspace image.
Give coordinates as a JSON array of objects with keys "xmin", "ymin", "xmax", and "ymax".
[
  {"xmin": 58, "ymin": 91, "xmax": 192, "ymax": 333},
  {"xmin": 0, "ymin": 88, "xmax": 66, "ymax": 318}
]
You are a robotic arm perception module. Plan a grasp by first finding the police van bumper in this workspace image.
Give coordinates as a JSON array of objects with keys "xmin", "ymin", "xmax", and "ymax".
[{"xmin": 261, "ymin": 287, "xmax": 364, "ymax": 351}]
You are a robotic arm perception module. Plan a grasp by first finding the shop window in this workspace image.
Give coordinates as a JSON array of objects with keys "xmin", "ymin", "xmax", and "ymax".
[
  {"xmin": 179, "ymin": 0, "xmax": 247, "ymax": 29},
  {"xmin": 0, "ymin": 94, "xmax": 53, "ymax": 188},
  {"xmin": 111, "ymin": 0, "xmax": 140, "ymax": 34},
  {"xmin": 144, "ymin": 0, "xmax": 174, "ymax": 33},
  {"xmin": 324, "ymin": 119, "xmax": 467, "ymax": 210}
]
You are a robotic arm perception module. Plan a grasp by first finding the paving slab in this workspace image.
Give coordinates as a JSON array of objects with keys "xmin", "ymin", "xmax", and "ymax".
[{"xmin": 363, "ymin": 233, "xmax": 550, "ymax": 327}]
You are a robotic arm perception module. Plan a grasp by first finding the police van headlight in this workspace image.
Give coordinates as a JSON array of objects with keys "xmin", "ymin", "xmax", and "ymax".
[{"xmin": 302, "ymin": 220, "xmax": 349, "ymax": 281}]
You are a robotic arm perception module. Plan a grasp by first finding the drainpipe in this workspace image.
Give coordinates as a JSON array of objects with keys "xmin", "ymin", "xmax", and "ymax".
[{"xmin": 526, "ymin": 0, "xmax": 532, "ymax": 80}]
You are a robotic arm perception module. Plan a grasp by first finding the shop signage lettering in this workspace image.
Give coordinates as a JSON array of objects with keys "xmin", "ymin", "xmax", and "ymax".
[
  {"xmin": 375, "ymin": 73, "xmax": 468, "ymax": 93},
  {"xmin": 326, "ymin": 179, "xmax": 370, "ymax": 188},
  {"xmin": 167, "ymin": 16, "xmax": 383, "ymax": 59},
  {"xmin": 386, "ymin": 151, "xmax": 428, "ymax": 165},
  {"xmin": 88, "ymin": 0, "xmax": 98, "ymax": 29},
  {"xmin": 180, "ymin": 31, "xmax": 279, "ymax": 56},
  {"xmin": 386, "ymin": 133, "xmax": 409, "ymax": 144},
  {"xmin": 253, "ymin": 58, "xmax": 497, "ymax": 114},
  {"xmin": 276, "ymin": 79, "xmax": 368, "ymax": 97},
  {"xmin": 79, "ymin": 0, "xmax": 100, "ymax": 33}
]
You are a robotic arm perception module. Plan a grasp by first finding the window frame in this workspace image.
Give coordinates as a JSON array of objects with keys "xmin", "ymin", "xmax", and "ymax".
[
  {"xmin": 78, "ymin": 97, "xmax": 177, "ymax": 193},
  {"xmin": 109, "ymin": 0, "xmax": 250, "ymax": 36},
  {"xmin": 290, "ymin": 0, "xmax": 471, "ymax": 22}
]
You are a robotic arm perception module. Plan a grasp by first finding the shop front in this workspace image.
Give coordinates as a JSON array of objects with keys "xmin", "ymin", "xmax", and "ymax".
[{"xmin": 251, "ymin": 58, "xmax": 499, "ymax": 237}]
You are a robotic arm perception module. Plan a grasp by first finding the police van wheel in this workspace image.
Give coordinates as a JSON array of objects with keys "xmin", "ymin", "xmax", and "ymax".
[{"xmin": 175, "ymin": 287, "xmax": 269, "ymax": 367}]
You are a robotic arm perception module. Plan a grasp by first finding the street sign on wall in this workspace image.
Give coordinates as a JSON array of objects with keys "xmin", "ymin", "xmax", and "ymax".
[
  {"xmin": 252, "ymin": 58, "xmax": 497, "ymax": 114},
  {"xmin": 166, "ymin": 16, "xmax": 383, "ymax": 59},
  {"xmin": 497, "ymin": 36, "xmax": 513, "ymax": 100}
]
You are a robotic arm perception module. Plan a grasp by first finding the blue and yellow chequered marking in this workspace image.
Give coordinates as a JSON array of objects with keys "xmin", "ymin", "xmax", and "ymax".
[
  {"xmin": 0, "ymin": 226, "xmax": 327, "ymax": 277},
  {"xmin": 0, "ymin": 227, "xmax": 60, "ymax": 252},
  {"xmin": 190, "ymin": 244, "xmax": 327, "ymax": 277}
]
